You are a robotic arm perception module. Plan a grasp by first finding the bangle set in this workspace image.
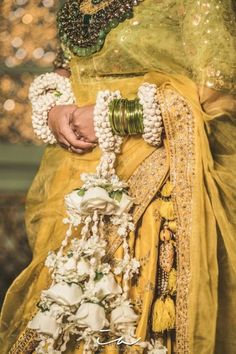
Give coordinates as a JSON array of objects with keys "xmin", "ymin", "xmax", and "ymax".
[
  {"xmin": 108, "ymin": 98, "xmax": 144, "ymax": 136},
  {"xmin": 107, "ymin": 83, "xmax": 164, "ymax": 147}
]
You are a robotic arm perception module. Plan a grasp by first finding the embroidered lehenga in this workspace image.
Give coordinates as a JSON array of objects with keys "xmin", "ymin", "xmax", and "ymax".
[{"xmin": 0, "ymin": 0, "xmax": 235, "ymax": 353}]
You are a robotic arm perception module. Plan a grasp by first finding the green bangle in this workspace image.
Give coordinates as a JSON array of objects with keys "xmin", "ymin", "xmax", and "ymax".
[{"xmin": 108, "ymin": 98, "xmax": 144, "ymax": 136}]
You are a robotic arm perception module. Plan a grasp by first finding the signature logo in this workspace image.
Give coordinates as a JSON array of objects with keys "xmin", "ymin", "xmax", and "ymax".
[{"xmin": 96, "ymin": 329, "xmax": 141, "ymax": 346}]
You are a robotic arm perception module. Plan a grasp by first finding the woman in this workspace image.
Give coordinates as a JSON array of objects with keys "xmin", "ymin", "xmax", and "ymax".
[{"xmin": 0, "ymin": 0, "xmax": 235, "ymax": 353}]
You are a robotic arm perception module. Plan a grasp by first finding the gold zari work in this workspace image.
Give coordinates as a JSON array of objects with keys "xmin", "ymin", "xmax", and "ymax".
[
  {"xmin": 158, "ymin": 88, "xmax": 196, "ymax": 353},
  {"xmin": 80, "ymin": 0, "xmax": 115, "ymax": 14},
  {"xmin": 9, "ymin": 328, "xmax": 39, "ymax": 354}
]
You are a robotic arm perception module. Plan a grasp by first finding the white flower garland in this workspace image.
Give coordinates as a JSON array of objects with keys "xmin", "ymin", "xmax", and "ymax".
[
  {"xmin": 26, "ymin": 86, "xmax": 167, "ymax": 354},
  {"xmin": 138, "ymin": 83, "xmax": 164, "ymax": 147},
  {"xmin": 29, "ymin": 72, "xmax": 75, "ymax": 144}
]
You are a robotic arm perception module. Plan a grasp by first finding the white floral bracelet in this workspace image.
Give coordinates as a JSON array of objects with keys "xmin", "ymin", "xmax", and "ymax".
[
  {"xmin": 93, "ymin": 89, "xmax": 124, "ymax": 178},
  {"xmin": 138, "ymin": 83, "xmax": 164, "ymax": 147},
  {"xmin": 29, "ymin": 72, "xmax": 75, "ymax": 144}
]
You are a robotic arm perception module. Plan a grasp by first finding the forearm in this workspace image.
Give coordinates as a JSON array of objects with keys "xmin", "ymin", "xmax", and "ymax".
[{"xmin": 54, "ymin": 68, "xmax": 71, "ymax": 78}]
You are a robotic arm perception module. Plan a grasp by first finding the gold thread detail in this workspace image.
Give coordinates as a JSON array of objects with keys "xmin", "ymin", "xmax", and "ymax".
[
  {"xmin": 157, "ymin": 87, "xmax": 196, "ymax": 354},
  {"xmin": 9, "ymin": 328, "xmax": 39, "ymax": 354}
]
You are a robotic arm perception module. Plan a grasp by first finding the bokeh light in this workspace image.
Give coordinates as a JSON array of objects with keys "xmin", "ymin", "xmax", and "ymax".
[{"xmin": 0, "ymin": 0, "xmax": 63, "ymax": 144}]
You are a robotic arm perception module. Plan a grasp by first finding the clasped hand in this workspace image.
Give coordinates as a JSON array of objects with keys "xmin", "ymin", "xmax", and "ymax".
[{"xmin": 48, "ymin": 104, "xmax": 97, "ymax": 154}]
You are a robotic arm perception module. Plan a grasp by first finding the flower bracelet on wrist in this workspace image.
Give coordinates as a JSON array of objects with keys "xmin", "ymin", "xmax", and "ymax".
[{"xmin": 29, "ymin": 72, "xmax": 75, "ymax": 144}]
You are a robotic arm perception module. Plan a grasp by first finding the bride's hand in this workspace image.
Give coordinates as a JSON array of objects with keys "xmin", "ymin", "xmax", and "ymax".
[
  {"xmin": 69, "ymin": 105, "xmax": 98, "ymax": 145},
  {"xmin": 48, "ymin": 104, "xmax": 96, "ymax": 154}
]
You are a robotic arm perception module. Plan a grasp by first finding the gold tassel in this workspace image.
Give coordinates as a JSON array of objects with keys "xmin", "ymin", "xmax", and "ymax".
[
  {"xmin": 168, "ymin": 220, "xmax": 177, "ymax": 233},
  {"xmin": 168, "ymin": 268, "xmax": 177, "ymax": 295},
  {"xmin": 159, "ymin": 200, "xmax": 175, "ymax": 221},
  {"xmin": 161, "ymin": 181, "xmax": 173, "ymax": 198},
  {"xmin": 152, "ymin": 296, "xmax": 175, "ymax": 332}
]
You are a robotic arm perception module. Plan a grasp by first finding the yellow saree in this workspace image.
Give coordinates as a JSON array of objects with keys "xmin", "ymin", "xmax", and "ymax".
[{"xmin": 0, "ymin": 0, "xmax": 235, "ymax": 353}]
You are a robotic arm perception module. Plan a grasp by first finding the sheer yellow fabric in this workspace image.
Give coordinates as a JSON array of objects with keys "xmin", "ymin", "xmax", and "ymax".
[{"xmin": 0, "ymin": 0, "xmax": 235, "ymax": 353}]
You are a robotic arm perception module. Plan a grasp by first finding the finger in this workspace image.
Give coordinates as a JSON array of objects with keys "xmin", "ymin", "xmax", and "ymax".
[
  {"xmin": 62, "ymin": 126, "xmax": 95, "ymax": 149},
  {"xmin": 57, "ymin": 136, "xmax": 71, "ymax": 149},
  {"xmin": 70, "ymin": 146, "xmax": 85, "ymax": 154},
  {"xmin": 72, "ymin": 128, "xmax": 97, "ymax": 144},
  {"xmin": 70, "ymin": 126, "xmax": 82, "ymax": 139}
]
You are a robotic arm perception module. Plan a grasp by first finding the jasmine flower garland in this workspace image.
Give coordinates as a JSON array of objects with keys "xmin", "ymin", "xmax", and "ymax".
[{"xmin": 27, "ymin": 87, "xmax": 167, "ymax": 354}]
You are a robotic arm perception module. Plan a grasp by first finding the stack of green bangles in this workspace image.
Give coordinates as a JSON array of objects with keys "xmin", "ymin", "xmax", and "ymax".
[{"xmin": 108, "ymin": 98, "xmax": 144, "ymax": 136}]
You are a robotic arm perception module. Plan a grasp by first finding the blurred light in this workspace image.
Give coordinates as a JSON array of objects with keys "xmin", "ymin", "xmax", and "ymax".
[
  {"xmin": 43, "ymin": 51, "xmax": 56, "ymax": 63},
  {"xmin": 22, "ymin": 13, "xmax": 33, "ymax": 24},
  {"xmin": 14, "ymin": 8, "xmax": 25, "ymax": 18},
  {"xmin": 15, "ymin": 48, "xmax": 27, "ymax": 59},
  {"xmin": 5, "ymin": 57, "xmax": 17, "ymax": 67},
  {"xmin": 11, "ymin": 37, "xmax": 24, "ymax": 48},
  {"xmin": 33, "ymin": 47, "xmax": 44, "ymax": 59},
  {"xmin": 1, "ymin": 0, "xmax": 59, "ymax": 144},
  {"xmin": 16, "ymin": 0, "xmax": 28, "ymax": 5},
  {"xmin": 4, "ymin": 100, "xmax": 16, "ymax": 111},
  {"xmin": 43, "ymin": 0, "xmax": 54, "ymax": 8}
]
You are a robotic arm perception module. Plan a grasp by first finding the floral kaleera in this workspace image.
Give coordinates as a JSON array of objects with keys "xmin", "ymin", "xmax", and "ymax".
[{"xmin": 27, "ymin": 87, "xmax": 167, "ymax": 353}]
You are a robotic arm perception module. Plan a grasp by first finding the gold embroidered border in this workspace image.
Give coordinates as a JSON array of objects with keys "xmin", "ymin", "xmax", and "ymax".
[
  {"xmin": 105, "ymin": 146, "xmax": 168, "ymax": 261},
  {"xmin": 157, "ymin": 88, "xmax": 196, "ymax": 354},
  {"xmin": 9, "ymin": 328, "xmax": 39, "ymax": 354}
]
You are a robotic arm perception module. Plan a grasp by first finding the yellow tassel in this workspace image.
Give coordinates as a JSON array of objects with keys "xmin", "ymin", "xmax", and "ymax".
[
  {"xmin": 161, "ymin": 181, "xmax": 173, "ymax": 198},
  {"xmin": 168, "ymin": 268, "xmax": 177, "ymax": 295},
  {"xmin": 152, "ymin": 296, "xmax": 175, "ymax": 332},
  {"xmin": 164, "ymin": 296, "xmax": 175, "ymax": 327},
  {"xmin": 168, "ymin": 220, "xmax": 177, "ymax": 233},
  {"xmin": 160, "ymin": 200, "xmax": 175, "ymax": 220}
]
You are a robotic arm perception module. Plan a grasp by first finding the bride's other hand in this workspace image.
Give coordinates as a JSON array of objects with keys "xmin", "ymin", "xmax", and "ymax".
[
  {"xmin": 48, "ymin": 104, "xmax": 96, "ymax": 154},
  {"xmin": 69, "ymin": 105, "xmax": 98, "ymax": 144}
]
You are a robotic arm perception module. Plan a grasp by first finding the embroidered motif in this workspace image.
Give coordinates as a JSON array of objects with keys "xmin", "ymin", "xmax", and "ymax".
[{"xmin": 57, "ymin": 0, "xmax": 143, "ymax": 57}]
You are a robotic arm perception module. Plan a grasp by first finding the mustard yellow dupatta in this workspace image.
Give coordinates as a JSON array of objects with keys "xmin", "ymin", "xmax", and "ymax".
[{"xmin": 1, "ymin": 0, "xmax": 235, "ymax": 353}]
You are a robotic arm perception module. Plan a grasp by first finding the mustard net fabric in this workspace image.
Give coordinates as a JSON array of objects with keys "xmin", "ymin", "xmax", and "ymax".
[{"xmin": 0, "ymin": 0, "xmax": 235, "ymax": 353}]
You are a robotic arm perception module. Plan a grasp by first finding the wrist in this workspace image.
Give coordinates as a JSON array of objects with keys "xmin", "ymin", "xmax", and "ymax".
[
  {"xmin": 108, "ymin": 98, "xmax": 144, "ymax": 136},
  {"xmin": 29, "ymin": 72, "xmax": 75, "ymax": 144},
  {"xmin": 107, "ymin": 83, "xmax": 164, "ymax": 147}
]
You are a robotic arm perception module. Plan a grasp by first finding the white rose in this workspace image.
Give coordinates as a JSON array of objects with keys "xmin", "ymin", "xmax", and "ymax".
[
  {"xmin": 65, "ymin": 190, "xmax": 83, "ymax": 211},
  {"xmin": 93, "ymin": 273, "xmax": 122, "ymax": 299},
  {"xmin": 116, "ymin": 193, "xmax": 134, "ymax": 216},
  {"xmin": 110, "ymin": 304, "xmax": 139, "ymax": 332},
  {"xmin": 80, "ymin": 187, "xmax": 118, "ymax": 215},
  {"xmin": 28, "ymin": 306, "xmax": 62, "ymax": 339},
  {"xmin": 42, "ymin": 282, "xmax": 83, "ymax": 306},
  {"xmin": 74, "ymin": 302, "xmax": 108, "ymax": 331},
  {"xmin": 77, "ymin": 258, "xmax": 91, "ymax": 279},
  {"xmin": 148, "ymin": 340, "xmax": 168, "ymax": 354}
]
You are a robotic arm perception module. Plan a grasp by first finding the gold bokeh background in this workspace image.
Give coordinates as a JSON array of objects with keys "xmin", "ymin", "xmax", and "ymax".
[
  {"xmin": 0, "ymin": 0, "xmax": 63, "ymax": 307},
  {"xmin": 0, "ymin": 0, "xmax": 63, "ymax": 144}
]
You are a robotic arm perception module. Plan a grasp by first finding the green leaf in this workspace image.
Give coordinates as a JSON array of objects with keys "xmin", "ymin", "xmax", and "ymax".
[
  {"xmin": 95, "ymin": 272, "xmax": 104, "ymax": 281},
  {"xmin": 53, "ymin": 90, "xmax": 62, "ymax": 97},
  {"xmin": 109, "ymin": 190, "xmax": 123, "ymax": 202},
  {"xmin": 77, "ymin": 188, "xmax": 86, "ymax": 196}
]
